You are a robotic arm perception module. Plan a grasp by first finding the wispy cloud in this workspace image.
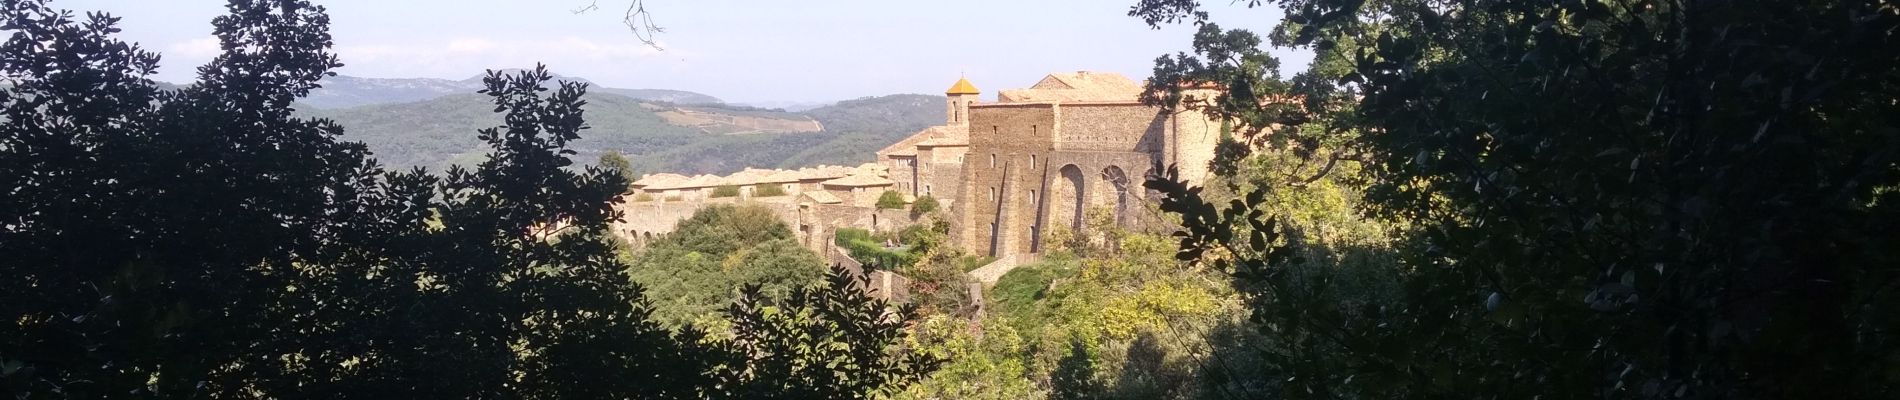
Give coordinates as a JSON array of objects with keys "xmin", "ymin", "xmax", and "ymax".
[
  {"xmin": 156, "ymin": 35, "xmax": 684, "ymax": 82},
  {"xmin": 332, "ymin": 36, "xmax": 682, "ymax": 78}
]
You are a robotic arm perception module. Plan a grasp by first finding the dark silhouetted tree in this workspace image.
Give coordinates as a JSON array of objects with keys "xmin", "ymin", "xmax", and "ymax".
[
  {"xmin": 1, "ymin": 1, "xmax": 936, "ymax": 398},
  {"xmin": 1139, "ymin": 0, "xmax": 1900, "ymax": 398}
]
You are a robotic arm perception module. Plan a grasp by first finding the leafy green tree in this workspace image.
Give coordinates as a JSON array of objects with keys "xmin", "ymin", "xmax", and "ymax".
[
  {"xmin": 706, "ymin": 267, "xmax": 944, "ymax": 399},
  {"xmin": 628, "ymin": 204, "xmax": 827, "ymax": 327},
  {"xmin": 1050, "ymin": 338, "xmax": 1106, "ymax": 400},
  {"xmin": 1138, "ymin": 0, "xmax": 1900, "ymax": 398},
  {"xmin": 876, "ymin": 190, "xmax": 907, "ymax": 209},
  {"xmin": 0, "ymin": 0, "xmax": 383, "ymax": 396},
  {"xmin": 911, "ymin": 194, "xmax": 940, "ymax": 216},
  {"xmin": 598, "ymin": 149, "xmax": 638, "ymax": 192}
]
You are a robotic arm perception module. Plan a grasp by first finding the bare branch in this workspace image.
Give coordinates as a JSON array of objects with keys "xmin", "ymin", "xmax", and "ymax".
[
  {"xmin": 573, "ymin": 0, "xmax": 665, "ymax": 51},
  {"xmin": 622, "ymin": 0, "xmax": 665, "ymax": 51}
]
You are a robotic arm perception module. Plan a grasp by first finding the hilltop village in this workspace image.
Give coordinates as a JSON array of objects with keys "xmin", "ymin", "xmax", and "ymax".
[{"xmin": 611, "ymin": 71, "xmax": 1223, "ymax": 285}]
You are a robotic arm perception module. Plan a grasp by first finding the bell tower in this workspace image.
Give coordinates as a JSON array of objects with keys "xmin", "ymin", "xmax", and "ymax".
[{"xmin": 945, "ymin": 77, "xmax": 979, "ymax": 126}]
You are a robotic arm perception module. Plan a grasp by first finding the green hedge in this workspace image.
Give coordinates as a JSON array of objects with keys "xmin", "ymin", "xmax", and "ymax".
[
  {"xmin": 710, "ymin": 185, "xmax": 740, "ymax": 198},
  {"xmin": 834, "ymin": 228, "xmax": 919, "ymax": 269},
  {"xmin": 754, "ymin": 184, "xmax": 788, "ymax": 197}
]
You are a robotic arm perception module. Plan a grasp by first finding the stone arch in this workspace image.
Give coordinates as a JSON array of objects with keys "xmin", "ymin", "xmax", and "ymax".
[
  {"xmin": 1102, "ymin": 165, "xmax": 1132, "ymax": 225},
  {"xmin": 1052, "ymin": 164, "xmax": 1086, "ymax": 232}
]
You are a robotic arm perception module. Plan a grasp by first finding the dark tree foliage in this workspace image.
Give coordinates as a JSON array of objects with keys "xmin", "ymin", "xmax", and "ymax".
[
  {"xmin": 599, "ymin": 149, "xmax": 639, "ymax": 191},
  {"xmin": 705, "ymin": 266, "xmax": 943, "ymax": 400},
  {"xmin": 1049, "ymin": 338, "xmax": 1106, "ymax": 400},
  {"xmin": 1, "ymin": 1, "xmax": 935, "ymax": 398},
  {"xmin": 1138, "ymin": 0, "xmax": 1900, "ymax": 399},
  {"xmin": 0, "ymin": 0, "xmax": 379, "ymax": 396}
]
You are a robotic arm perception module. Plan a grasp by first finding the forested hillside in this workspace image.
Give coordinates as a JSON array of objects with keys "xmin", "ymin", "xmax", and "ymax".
[
  {"xmin": 310, "ymin": 92, "xmax": 945, "ymax": 174},
  {"xmin": 297, "ymin": 73, "xmax": 722, "ymax": 108}
]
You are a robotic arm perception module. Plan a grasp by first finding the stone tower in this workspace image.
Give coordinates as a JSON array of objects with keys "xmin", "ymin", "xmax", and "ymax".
[{"xmin": 945, "ymin": 77, "xmax": 979, "ymax": 126}]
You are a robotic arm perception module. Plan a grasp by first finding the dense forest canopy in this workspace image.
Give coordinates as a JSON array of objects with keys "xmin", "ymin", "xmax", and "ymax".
[
  {"xmin": 1134, "ymin": 0, "xmax": 1900, "ymax": 398},
  {"xmin": 304, "ymin": 90, "xmax": 944, "ymax": 175}
]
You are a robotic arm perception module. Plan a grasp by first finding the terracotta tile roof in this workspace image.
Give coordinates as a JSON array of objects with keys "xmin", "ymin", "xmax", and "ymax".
[
  {"xmin": 879, "ymin": 125, "xmax": 967, "ymax": 156},
  {"xmin": 674, "ymin": 174, "xmax": 724, "ymax": 189},
  {"xmin": 822, "ymin": 173, "xmax": 895, "ymax": 187},
  {"xmin": 801, "ymin": 190, "xmax": 843, "ymax": 204},
  {"xmin": 915, "ymin": 136, "xmax": 967, "ymax": 147},
  {"xmin": 723, "ymin": 168, "xmax": 776, "ymax": 186},
  {"xmin": 798, "ymin": 166, "xmax": 851, "ymax": 180},
  {"xmin": 761, "ymin": 170, "xmax": 803, "ymax": 183},
  {"xmin": 632, "ymin": 173, "xmax": 689, "ymax": 189},
  {"xmin": 998, "ymin": 71, "xmax": 1144, "ymax": 103}
]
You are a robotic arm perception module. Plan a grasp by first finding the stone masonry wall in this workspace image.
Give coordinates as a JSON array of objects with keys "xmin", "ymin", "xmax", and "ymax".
[{"xmin": 956, "ymin": 103, "xmax": 1057, "ymax": 258}]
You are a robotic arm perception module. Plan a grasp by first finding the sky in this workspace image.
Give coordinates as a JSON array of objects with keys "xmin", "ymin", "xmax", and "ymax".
[{"xmin": 60, "ymin": 0, "xmax": 1309, "ymax": 104}]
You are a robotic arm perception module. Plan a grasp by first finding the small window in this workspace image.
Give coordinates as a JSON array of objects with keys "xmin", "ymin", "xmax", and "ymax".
[
  {"xmin": 988, "ymin": 187, "xmax": 996, "ymax": 202},
  {"xmin": 1029, "ymin": 190, "xmax": 1038, "ymax": 204},
  {"xmin": 924, "ymin": 185, "xmax": 932, "ymax": 194},
  {"xmin": 1029, "ymin": 155, "xmax": 1037, "ymax": 169},
  {"xmin": 990, "ymin": 154, "xmax": 997, "ymax": 168}
]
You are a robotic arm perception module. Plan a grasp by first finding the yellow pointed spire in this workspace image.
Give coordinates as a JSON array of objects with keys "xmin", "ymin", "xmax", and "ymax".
[{"xmin": 945, "ymin": 77, "xmax": 980, "ymax": 95}]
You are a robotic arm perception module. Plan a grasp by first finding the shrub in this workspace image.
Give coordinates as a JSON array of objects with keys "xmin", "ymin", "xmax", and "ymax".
[
  {"xmin": 834, "ymin": 227, "xmax": 919, "ymax": 269},
  {"xmin": 991, "ymin": 264, "xmax": 1056, "ymax": 312},
  {"xmin": 754, "ymin": 184, "xmax": 787, "ymax": 197},
  {"xmin": 875, "ymin": 190, "xmax": 905, "ymax": 209},
  {"xmin": 911, "ymin": 195, "xmax": 939, "ymax": 216},
  {"xmin": 957, "ymin": 255, "xmax": 996, "ymax": 273},
  {"xmin": 710, "ymin": 185, "xmax": 741, "ymax": 198}
]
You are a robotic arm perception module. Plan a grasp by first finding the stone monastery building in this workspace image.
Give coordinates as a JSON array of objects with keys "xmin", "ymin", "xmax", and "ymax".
[
  {"xmin": 878, "ymin": 71, "xmax": 1223, "ymax": 261},
  {"xmin": 616, "ymin": 71, "xmax": 1222, "ymax": 277}
]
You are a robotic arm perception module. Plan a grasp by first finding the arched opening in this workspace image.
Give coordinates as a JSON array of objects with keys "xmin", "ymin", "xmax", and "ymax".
[
  {"xmin": 1102, "ymin": 166, "xmax": 1131, "ymax": 226},
  {"xmin": 1053, "ymin": 164, "xmax": 1086, "ymax": 232}
]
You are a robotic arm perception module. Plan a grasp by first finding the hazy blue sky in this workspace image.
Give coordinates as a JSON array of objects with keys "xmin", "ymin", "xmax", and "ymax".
[{"xmin": 59, "ymin": 0, "xmax": 1308, "ymax": 103}]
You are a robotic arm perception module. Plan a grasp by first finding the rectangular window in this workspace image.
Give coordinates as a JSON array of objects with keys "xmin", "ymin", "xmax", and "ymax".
[
  {"xmin": 1030, "ymin": 190, "xmax": 1038, "ymax": 204},
  {"xmin": 1029, "ymin": 155, "xmax": 1037, "ymax": 169},
  {"xmin": 988, "ymin": 187, "xmax": 996, "ymax": 202},
  {"xmin": 990, "ymin": 154, "xmax": 997, "ymax": 168}
]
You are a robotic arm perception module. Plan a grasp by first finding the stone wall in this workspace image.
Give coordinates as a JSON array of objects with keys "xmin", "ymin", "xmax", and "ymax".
[
  {"xmin": 1053, "ymin": 103, "xmax": 1169, "ymax": 153},
  {"xmin": 955, "ymin": 103, "xmax": 1059, "ymax": 258},
  {"xmin": 947, "ymin": 97, "xmax": 1224, "ymax": 258},
  {"xmin": 1167, "ymin": 89, "xmax": 1225, "ymax": 186}
]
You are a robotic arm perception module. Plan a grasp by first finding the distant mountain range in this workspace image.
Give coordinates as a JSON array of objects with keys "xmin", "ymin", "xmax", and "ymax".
[
  {"xmin": 279, "ymin": 73, "xmax": 946, "ymax": 175},
  {"xmin": 299, "ymin": 73, "xmax": 723, "ymax": 109}
]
